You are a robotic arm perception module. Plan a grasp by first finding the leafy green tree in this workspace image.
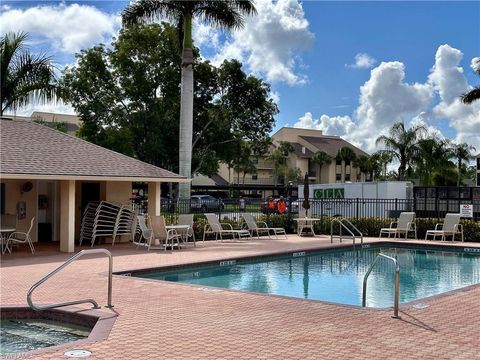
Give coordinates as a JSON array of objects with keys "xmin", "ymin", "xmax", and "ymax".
[
  {"xmin": 232, "ymin": 141, "xmax": 257, "ymax": 185},
  {"xmin": 122, "ymin": 0, "xmax": 256, "ymax": 199},
  {"xmin": 1, "ymin": 32, "xmax": 56, "ymax": 116},
  {"xmin": 461, "ymin": 57, "xmax": 480, "ymax": 104},
  {"xmin": 452, "ymin": 142, "xmax": 476, "ymax": 186},
  {"xmin": 60, "ymin": 23, "xmax": 275, "ymax": 178},
  {"xmin": 371, "ymin": 150, "xmax": 392, "ymax": 179},
  {"xmin": 353, "ymin": 154, "xmax": 372, "ymax": 181},
  {"xmin": 376, "ymin": 122, "xmax": 426, "ymax": 180},
  {"xmin": 310, "ymin": 151, "xmax": 332, "ymax": 182},
  {"xmin": 285, "ymin": 167, "xmax": 302, "ymax": 185}
]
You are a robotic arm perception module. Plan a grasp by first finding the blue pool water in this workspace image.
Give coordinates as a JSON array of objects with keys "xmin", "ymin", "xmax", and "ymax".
[{"xmin": 139, "ymin": 246, "xmax": 480, "ymax": 307}]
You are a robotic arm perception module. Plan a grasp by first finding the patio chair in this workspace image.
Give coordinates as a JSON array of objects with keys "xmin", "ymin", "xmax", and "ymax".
[
  {"xmin": 379, "ymin": 212, "xmax": 417, "ymax": 240},
  {"xmin": 242, "ymin": 213, "xmax": 286, "ymax": 239},
  {"xmin": 296, "ymin": 209, "xmax": 315, "ymax": 236},
  {"xmin": 134, "ymin": 214, "xmax": 152, "ymax": 248},
  {"xmin": 425, "ymin": 213, "xmax": 463, "ymax": 241},
  {"xmin": 178, "ymin": 214, "xmax": 196, "ymax": 246},
  {"xmin": 6, "ymin": 217, "xmax": 35, "ymax": 254},
  {"xmin": 203, "ymin": 213, "xmax": 251, "ymax": 243},
  {"xmin": 149, "ymin": 215, "xmax": 182, "ymax": 251}
]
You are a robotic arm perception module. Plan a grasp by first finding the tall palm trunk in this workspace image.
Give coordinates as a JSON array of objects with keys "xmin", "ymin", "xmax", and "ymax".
[{"xmin": 178, "ymin": 13, "xmax": 194, "ymax": 199}]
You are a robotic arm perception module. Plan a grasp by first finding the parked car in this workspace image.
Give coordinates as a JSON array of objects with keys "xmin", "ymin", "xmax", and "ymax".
[{"xmin": 191, "ymin": 195, "xmax": 224, "ymax": 212}]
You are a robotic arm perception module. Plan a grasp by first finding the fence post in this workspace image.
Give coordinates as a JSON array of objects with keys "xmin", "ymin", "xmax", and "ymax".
[
  {"xmin": 395, "ymin": 198, "xmax": 398, "ymax": 212},
  {"xmin": 356, "ymin": 198, "xmax": 359, "ymax": 221}
]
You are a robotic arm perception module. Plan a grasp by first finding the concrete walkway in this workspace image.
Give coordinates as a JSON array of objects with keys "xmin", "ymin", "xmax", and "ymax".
[{"xmin": 1, "ymin": 236, "xmax": 479, "ymax": 359}]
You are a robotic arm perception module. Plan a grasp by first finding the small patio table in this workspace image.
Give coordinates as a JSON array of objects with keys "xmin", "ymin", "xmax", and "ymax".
[
  {"xmin": 293, "ymin": 218, "xmax": 320, "ymax": 236},
  {"xmin": 1, "ymin": 227, "xmax": 16, "ymax": 254},
  {"xmin": 165, "ymin": 225, "xmax": 190, "ymax": 248}
]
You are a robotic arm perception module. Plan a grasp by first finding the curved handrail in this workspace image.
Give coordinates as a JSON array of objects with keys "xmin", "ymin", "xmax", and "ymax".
[
  {"xmin": 330, "ymin": 217, "xmax": 363, "ymax": 248},
  {"xmin": 362, "ymin": 253, "xmax": 400, "ymax": 318},
  {"xmin": 27, "ymin": 249, "xmax": 113, "ymax": 311}
]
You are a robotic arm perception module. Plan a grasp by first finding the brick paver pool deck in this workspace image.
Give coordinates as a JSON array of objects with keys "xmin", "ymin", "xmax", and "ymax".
[{"xmin": 1, "ymin": 236, "xmax": 479, "ymax": 359}]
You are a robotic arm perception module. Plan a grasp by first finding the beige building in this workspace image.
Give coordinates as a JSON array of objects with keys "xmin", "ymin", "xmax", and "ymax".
[
  {"xmin": 0, "ymin": 118, "xmax": 187, "ymax": 253},
  {"xmin": 476, "ymin": 153, "xmax": 480, "ymax": 186},
  {"xmin": 212, "ymin": 127, "xmax": 368, "ymax": 187},
  {"xmin": 6, "ymin": 111, "xmax": 81, "ymax": 135}
]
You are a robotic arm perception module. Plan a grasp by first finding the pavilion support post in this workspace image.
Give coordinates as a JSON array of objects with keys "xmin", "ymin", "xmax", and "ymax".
[{"xmin": 60, "ymin": 180, "xmax": 76, "ymax": 253}]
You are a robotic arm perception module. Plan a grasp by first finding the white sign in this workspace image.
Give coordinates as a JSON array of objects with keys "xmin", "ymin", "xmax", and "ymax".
[{"xmin": 459, "ymin": 204, "xmax": 473, "ymax": 218}]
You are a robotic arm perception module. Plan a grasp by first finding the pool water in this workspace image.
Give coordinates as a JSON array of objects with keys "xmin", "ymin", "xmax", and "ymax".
[
  {"xmin": 140, "ymin": 246, "xmax": 480, "ymax": 307},
  {"xmin": 0, "ymin": 319, "xmax": 90, "ymax": 355}
]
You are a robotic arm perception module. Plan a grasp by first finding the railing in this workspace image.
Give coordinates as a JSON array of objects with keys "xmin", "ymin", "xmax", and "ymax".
[
  {"xmin": 362, "ymin": 253, "xmax": 400, "ymax": 318},
  {"xmin": 27, "ymin": 249, "xmax": 113, "ymax": 311},
  {"xmin": 330, "ymin": 217, "xmax": 363, "ymax": 248}
]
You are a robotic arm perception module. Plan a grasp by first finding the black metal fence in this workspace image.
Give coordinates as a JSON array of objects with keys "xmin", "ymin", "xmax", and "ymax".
[{"xmin": 148, "ymin": 197, "xmax": 480, "ymax": 221}]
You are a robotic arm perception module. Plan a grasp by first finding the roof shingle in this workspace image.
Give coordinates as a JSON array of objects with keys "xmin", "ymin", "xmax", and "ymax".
[{"xmin": 0, "ymin": 119, "xmax": 185, "ymax": 181}]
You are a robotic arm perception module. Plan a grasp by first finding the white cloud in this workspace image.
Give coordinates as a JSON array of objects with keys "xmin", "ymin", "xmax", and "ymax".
[
  {"xmin": 428, "ymin": 45, "xmax": 480, "ymax": 149},
  {"xmin": 471, "ymin": 57, "xmax": 480, "ymax": 72},
  {"xmin": 0, "ymin": 4, "xmax": 120, "ymax": 54},
  {"xmin": 347, "ymin": 53, "xmax": 376, "ymax": 69},
  {"xmin": 210, "ymin": 0, "xmax": 314, "ymax": 85},
  {"xmin": 293, "ymin": 112, "xmax": 355, "ymax": 138}
]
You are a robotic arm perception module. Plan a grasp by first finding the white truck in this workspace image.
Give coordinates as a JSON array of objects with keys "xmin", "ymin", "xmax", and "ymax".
[{"xmin": 297, "ymin": 181, "xmax": 413, "ymax": 218}]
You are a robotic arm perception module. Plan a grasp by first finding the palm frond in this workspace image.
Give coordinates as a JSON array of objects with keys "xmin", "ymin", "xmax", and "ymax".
[
  {"xmin": 196, "ymin": 0, "xmax": 256, "ymax": 30},
  {"xmin": 122, "ymin": 0, "xmax": 182, "ymax": 26},
  {"xmin": 461, "ymin": 86, "xmax": 480, "ymax": 104}
]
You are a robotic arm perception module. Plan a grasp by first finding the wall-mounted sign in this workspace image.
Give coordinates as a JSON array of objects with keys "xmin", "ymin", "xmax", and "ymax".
[
  {"xmin": 459, "ymin": 203, "xmax": 473, "ymax": 218},
  {"xmin": 314, "ymin": 188, "xmax": 345, "ymax": 199}
]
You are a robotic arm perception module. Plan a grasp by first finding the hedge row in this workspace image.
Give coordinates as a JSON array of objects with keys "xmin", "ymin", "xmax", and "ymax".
[{"xmin": 169, "ymin": 214, "xmax": 480, "ymax": 242}]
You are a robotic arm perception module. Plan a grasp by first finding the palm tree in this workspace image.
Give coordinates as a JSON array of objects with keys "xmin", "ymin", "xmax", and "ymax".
[
  {"xmin": 122, "ymin": 1, "xmax": 256, "ymax": 199},
  {"xmin": 1, "ymin": 32, "xmax": 56, "ymax": 116},
  {"xmin": 461, "ymin": 57, "xmax": 480, "ymax": 104},
  {"xmin": 310, "ymin": 151, "xmax": 332, "ymax": 183},
  {"xmin": 336, "ymin": 146, "xmax": 357, "ymax": 182},
  {"xmin": 376, "ymin": 122, "xmax": 426, "ymax": 180},
  {"xmin": 452, "ymin": 142, "xmax": 476, "ymax": 186},
  {"xmin": 353, "ymin": 154, "xmax": 371, "ymax": 181},
  {"xmin": 371, "ymin": 150, "xmax": 392, "ymax": 179},
  {"xmin": 414, "ymin": 138, "xmax": 453, "ymax": 185},
  {"xmin": 267, "ymin": 141, "xmax": 294, "ymax": 186}
]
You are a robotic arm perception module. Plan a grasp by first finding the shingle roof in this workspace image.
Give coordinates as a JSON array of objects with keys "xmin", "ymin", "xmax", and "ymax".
[
  {"xmin": 0, "ymin": 118, "xmax": 186, "ymax": 181},
  {"xmin": 291, "ymin": 143, "xmax": 314, "ymax": 158},
  {"xmin": 300, "ymin": 135, "xmax": 368, "ymax": 157}
]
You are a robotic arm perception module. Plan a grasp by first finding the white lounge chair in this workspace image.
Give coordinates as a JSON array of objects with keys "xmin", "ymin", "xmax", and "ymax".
[
  {"xmin": 379, "ymin": 212, "xmax": 417, "ymax": 240},
  {"xmin": 242, "ymin": 213, "xmax": 286, "ymax": 239},
  {"xmin": 178, "ymin": 214, "xmax": 196, "ymax": 246},
  {"xmin": 149, "ymin": 215, "xmax": 182, "ymax": 250},
  {"xmin": 6, "ymin": 217, "xmax": 35, "ymax": 254},
  {"xmin": 203, "ymin": 213, "xmax": 251, "ymax": 243},
  {"xmin": 425, "ymin": 213, "xmax": 463, "ymax": 241}
]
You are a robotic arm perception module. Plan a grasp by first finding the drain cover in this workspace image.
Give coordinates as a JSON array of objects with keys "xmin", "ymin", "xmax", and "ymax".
[{"xmin": 64, "ymin": 349, "xmax": 92, "ymax": 358}]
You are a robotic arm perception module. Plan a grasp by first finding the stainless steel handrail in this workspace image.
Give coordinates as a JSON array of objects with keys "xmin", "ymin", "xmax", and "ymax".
[
  {"xmin": 27, "ymin": 248, "xmax": 113, "ymax": 311},
  {"xmin": 362, "ymin": 253, "xmax": 400, "ymax": 318},
  {"xmin": 330, "ymin": 217, "xmax": 363, "ymax": 248}
]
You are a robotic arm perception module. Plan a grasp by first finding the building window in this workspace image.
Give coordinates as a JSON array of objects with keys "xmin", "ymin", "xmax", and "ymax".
[
  {"xmin": 252, "ymin": 158, "xmax": 258, "ymax": 164},
  {"xmin": 336, "ymin": 159, "xmax": 342, "ymax": 165},
  {"xmin": 345, "ymin": 174, "xmax": 351, "ymax": 181},
  {"xmin": 345, "ymin": 160, "xmax": 351, "ymax": 166},
  {"xmin": 336, "ymin": 173, "xmax": 341, "ymax": 181},
  {"xmin": 252, "ymin": 174, "xmax": 258, "ymax": 180}
]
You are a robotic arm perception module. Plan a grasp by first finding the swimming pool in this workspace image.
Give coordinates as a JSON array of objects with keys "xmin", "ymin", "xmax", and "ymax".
[{"xmin": 137, "ymin": 245, "xmax": 480, "ymax": 308}]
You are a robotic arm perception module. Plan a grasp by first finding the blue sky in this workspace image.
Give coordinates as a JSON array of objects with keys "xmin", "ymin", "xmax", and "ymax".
[{"xmin": 1, "ymin": 0, "xmax": 479, "ymax": 152}]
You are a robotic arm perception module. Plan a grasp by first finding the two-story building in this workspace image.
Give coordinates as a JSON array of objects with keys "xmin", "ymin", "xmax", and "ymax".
[{"xmin": 194, "ymin": 127, "xmax": 368, "ymax": 194}]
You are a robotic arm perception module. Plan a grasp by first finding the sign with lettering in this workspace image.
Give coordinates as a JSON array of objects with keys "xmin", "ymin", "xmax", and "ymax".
[
  {"xmin": 314, "ymin": 188, "xmax": 345, "ymax": 199},
  {"xmin": 459, "ymin": 203, "xmax": 473, "ymax": 218}
]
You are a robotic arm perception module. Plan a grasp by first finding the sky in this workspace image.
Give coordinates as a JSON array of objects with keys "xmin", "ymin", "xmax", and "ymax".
[{"xmin": 1, "ymin": 0, "xmax": 479, "ymax": 153}]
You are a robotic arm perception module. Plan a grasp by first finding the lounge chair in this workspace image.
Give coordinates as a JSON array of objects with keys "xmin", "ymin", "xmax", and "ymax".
[
  {"xmin": 242, "ymin": 213, "xmax": 286, "ymax": 239},
  {"xmin": 203, "ymin": 213, "xmax": 251, "ymax": 243},
  {"xmin": 6, "ymin": 217, "xmax": 35, "ymax": 254},
  {"xmin": 148, "ymin": 215, "xmax": 183, "ymax": 250},
  {"xmin": 379, "ymin": 212, "xmax": 417, "ymax": 240},
  {"xmin": 178, "ymin": 214, "xmax": 196, "ymax": 246},
  {"xmin": 425, "ymin": 213, "xmax": 463, "ymax": 241}
]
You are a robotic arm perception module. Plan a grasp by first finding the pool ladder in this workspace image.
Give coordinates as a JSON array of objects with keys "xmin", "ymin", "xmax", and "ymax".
[
  {"xmin": 362, "ymin": 253, "xmax": 400, "ymax": 318},
  {"xmin": 330, "ymin": 217, "xmax": 363, "ymax": 248},
  {"xmin": 27, "ymin": 248, "xmax": 113, "ymax": 311}
]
